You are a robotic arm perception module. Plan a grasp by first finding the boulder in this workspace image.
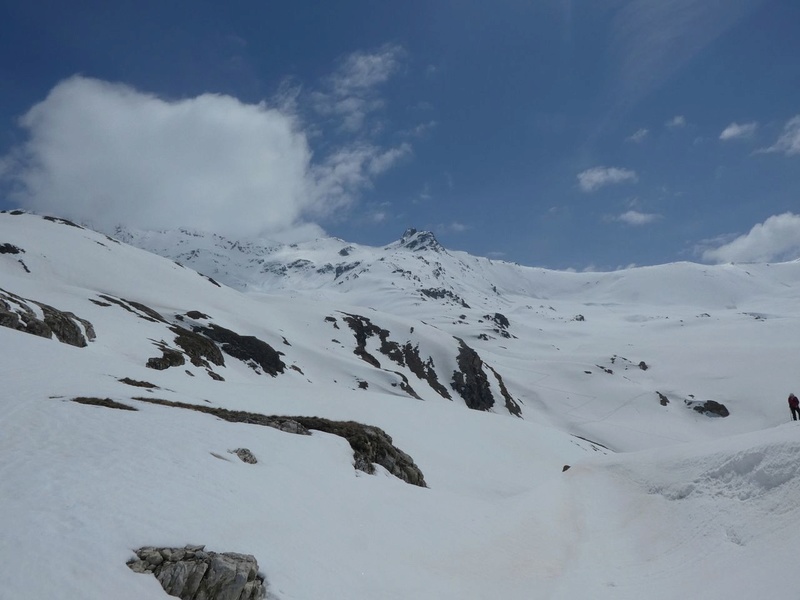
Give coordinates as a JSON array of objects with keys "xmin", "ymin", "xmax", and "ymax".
[{"xmin": 128, "ymin": 545, "xmax": 266, "ymax": 600}]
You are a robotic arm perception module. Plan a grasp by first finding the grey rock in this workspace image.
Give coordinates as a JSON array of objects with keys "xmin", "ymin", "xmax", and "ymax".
[
  {"xmin": 229, "ymin": 448, "xmax": 257, "ymax": 464},
  {"xmin": 0, "ymin": 289, "xmax": 94, "ymax": 347},
  {"xmin": 128, "ymin": 545, "xmax": 266, "ymax": 600}
]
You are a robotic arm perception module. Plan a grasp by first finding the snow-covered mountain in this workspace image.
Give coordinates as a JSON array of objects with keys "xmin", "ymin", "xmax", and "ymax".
[{"xmin": 2, "ymin": 211, "xmax": 800, "ymax": 599}]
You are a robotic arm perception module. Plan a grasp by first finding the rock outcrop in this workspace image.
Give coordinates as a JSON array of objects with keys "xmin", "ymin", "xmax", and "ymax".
[
  {"xmin": 129, "ymin": 396, "xmax": 427, "ymax": 486},
  {"xmin": 193, "ymin": 324, "xmax": 285, "ymax": 376},
  {"xmin": 451, "ymin": 338, "xmax": 496, "ymax": 412},
  {"xmin": 0, "ymin": 289, "xmax": 95, "ymax": 347},
  {"xmin": 127, "ymin": 545, "xmax": 266, "ymax": 600},
  {"xmin": 688, "ymin": 399, "xmax": 730, "ymax": 417},
  {"xmin": 339, "ymin": 313, "xmax": 450, "ymax": 400}
]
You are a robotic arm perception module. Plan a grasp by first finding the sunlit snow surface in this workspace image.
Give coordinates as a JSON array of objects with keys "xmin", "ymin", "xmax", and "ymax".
[{"xmin": 1, "ymin": 213, "xmax": 799, "ymax": 599}]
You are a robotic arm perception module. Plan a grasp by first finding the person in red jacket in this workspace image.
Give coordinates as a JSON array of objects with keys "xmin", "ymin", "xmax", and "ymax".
[{"xmin": 789, "ymin": 393, "xmax": 800, "ymax": 421}]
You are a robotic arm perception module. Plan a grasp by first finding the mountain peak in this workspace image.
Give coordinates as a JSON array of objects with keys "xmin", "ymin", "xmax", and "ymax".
[{"xmin": 399, "ymin": 228, "xmax": 442, "ymax": 252}]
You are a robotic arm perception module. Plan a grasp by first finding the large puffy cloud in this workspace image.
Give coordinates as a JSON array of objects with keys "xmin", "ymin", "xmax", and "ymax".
[
  {"xmin": 701, "ymin": 212, "xmax": 800, "ymax": 263},
  {"xmin": 577, "ymin": 166, "xmax": 638, "ymax": 192},
  {"xmin": 2, "ymin": 74, "xmax": 410, "ymax": 239}
]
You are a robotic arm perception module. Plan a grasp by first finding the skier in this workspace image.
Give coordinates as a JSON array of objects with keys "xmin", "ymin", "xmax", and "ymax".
[{"xmin": 789, "ymin": 393, "xmax": 800, "ymax": 421}]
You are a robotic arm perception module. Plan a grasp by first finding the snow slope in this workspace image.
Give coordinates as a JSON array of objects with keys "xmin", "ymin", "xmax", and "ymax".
[{"xmin": 1, "ymin": 212, "xmax": 799, "ymax": 599}]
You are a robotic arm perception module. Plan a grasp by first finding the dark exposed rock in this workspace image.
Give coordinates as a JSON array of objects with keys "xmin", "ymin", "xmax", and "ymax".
[
  {"xmin": 126, "ymin": 300, "xmax": 166, "ymax": 323},
  {"xmin": 401, "ymin": 342, "xmax": 451, "ymax": 399},
  {"xmin": 451, "ymin": 338, "xmax": 495, "ymax": 412},
  {"xmin": 229, "ymin": 448, "xmax": 257, "ymax": 464},
  {"xmin": 147, "ymin": 349, "xmax": 186, "ymax": 370},
  {"xmin": 193, "ymin": 324, "xmax": 284, "ymax": 376},
  {"xmin": 485, "ymin": 363, "xmax": 522, "ymax": 417},
  {"xmin": 288, "ymin": 416, "xmax": 427, "ymax": 487},
  {"xmin": 334, "ymin": 262, "xmax": 361, "ymax": 279},
  {"xmin": 483, "ymin": 312, "xmax": 514, "ymax": 339},
  {"xmin": 484, "ymin": 312, "xmax": 509, "ymax": 329},
  {"xmin": 657, "ymin": 392, "xmax": 670, "ymax": 406},
  {"xmin": 341, "ymin": 313, "xmax": 386, "ymax": 369},
  {"xmin": 688, "ymin": 399, "xmax": 730, "ymax": 417},
  {"xmin": 17, "ymin": 260, "xmax": 30, "ymax": 273},
  {"xmin": 118, "ymin": 377, "xmax": 159, "ymax": 389},
  {"xmin": 132, "ymin": 395, "xmax": 310, "ymax": 432},
  {"xmin": 562, "ymin": 465, "xmax": 571, "ymax": 472},
  {"xmin": 388, "ymin": 369, "xmax": 422, "ymax": 400},
  {"xmin": 127, "ymin": 545, "xmax": 266, "ymax": 600},
  {"xmin": 420, "ymin": 288, "xmax": 470, "ymax": 308},
  {"xmin": 40, "ymin": 303, "xmax": 96, "ymax": 347},
  {"xmin": 43, "ymin": 215, "xmax": 83, "ymax": 228},
  {"xmin": 639, "ymin": 361, "xmax": 649, "ymax": 371},
  {"xmin": 0, "ymin": 243, "xmax": 23, "ymax": 254},
  {"xmin": 207, "ymin": 370, "xmax": 225, "ymax": 381},
  {"xmin": 130, "ymin": 397, "xmax": 426, "ymax": 486},
  {"xmin": 97, "ymin": 295, "xmax": 162, "ymax": 323},
  {"xmin": 0, "ymin": 289, "xmax": 94, "ymax": 347},
  {"xmin": 573, "ymin": 314, "xmax": 585, "ymax": 322},
  {"xmin": 186, "ymin": 310, "xmax": 209, "ymax": 320},
  {"xmin": 400, "ymin": 228, "xmax": 442, "ymax": 252},
  {"xmin": 341, "ymin": 313, "xmax": 450, "ymax": 400},
  {"xmin": 171, "ymin": 325, "xmax": 225, "ymax": 368},
  {"xmin": 71, "ymin": 397, "xmax": 138, "ymax": 411}
]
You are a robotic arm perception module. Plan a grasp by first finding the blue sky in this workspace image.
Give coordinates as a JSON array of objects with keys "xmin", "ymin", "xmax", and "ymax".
[{"xmin": 1, "ymin": 0, "xmax": 799, "ymax": 269}]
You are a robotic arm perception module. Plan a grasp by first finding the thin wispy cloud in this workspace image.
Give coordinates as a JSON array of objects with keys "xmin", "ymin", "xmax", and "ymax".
[
  {"xmin": 577, "ymin": 166, "xmax": 638, "ymax": 193},
  {"xmin": 401, "ymin": 120, "xmax": 438, "ymax": 139},
  {"xmin": 312, "ymin": 44, "xmax": 405, "ymax": 134},
  {"xmin": 757, "ymin": 115, "xmax": 800, "ymax": 156},
  {"xmin": 605, "ymin": 0, "xmax": 765, "ymax": 119},
  {"xmin": 626, "ymin": 128, "xmax": 649, "ymax": 143},
  {"xmin": 665, "ymin": 115, "xmax": 686, "ymax": 129},
  {"xmin": 445, "ymin": 221, "xmax": 469, "ymax": 233},
  {"xmin": 719, "ymin": 121, "xmax": 758, "ymax": 141},
  {"xmin": 701, "ymin": 212, "xmax": 800, "ymax": 263},
  {"xmin": 616, "ymin": 210, "xmax": 661, "ymax": 226}
]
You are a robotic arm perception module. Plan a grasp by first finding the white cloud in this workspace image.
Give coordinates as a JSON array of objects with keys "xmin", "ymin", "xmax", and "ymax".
[
  {"xmin": 446, "ymin": 222, "xmax": 468, "ymax": 233},
  {"xmin": 701, "ymin": 212, "xmax": 800, "ymax": 263},
  {"xmin": 758, "ymin": 115, "xmax": 800, "ymax": 155},
  {"xmin": 577, "ymin": 166, "xmax": 638, "ymax": 193},
  {"xmin": 309, "ymin": 142, "xmax": 411, "ymax": 208},
  {"xmin": 719, "ymin": 121, "xmax": 758, "ymax": 141},
  {"xmin": 1, "ymin": 75, "xmax": 410, "ymax": 239},
  {"xmin": 313, "ymin": 44, "xmax": 405, "ymax": 133},
  {"xmin": 626, "ymin": 128, "xmax": 649, "ymax": 143},
  {"xmin": 665, "ymin": 115, "xmax": 686, "ymax": 129},
  {"xmin": 616, "ymin": 210, "xmax": 661, "ymax": 225},
  {"xmin": 401, "ymin": 120, "xmax": 438, "ymax": 139}
]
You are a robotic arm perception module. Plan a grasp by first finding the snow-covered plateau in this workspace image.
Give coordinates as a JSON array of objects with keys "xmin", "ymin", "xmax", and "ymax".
[{"xmin": 1, "ymin": 212, "xmax": 799, "ymax": 599}]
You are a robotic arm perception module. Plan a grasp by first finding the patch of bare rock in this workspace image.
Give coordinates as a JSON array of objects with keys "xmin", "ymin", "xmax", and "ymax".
[{"xmin": 128, "ymin": 544, "xmax": 267, "ymax": 600}]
